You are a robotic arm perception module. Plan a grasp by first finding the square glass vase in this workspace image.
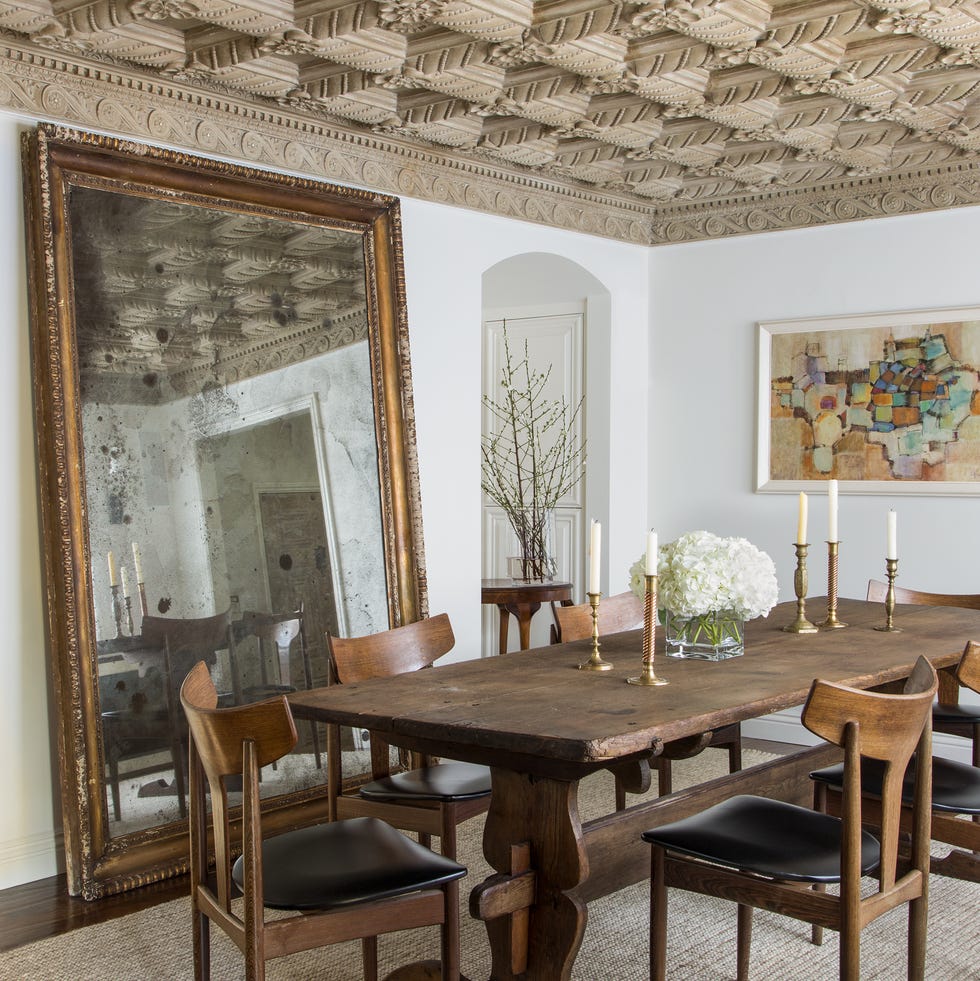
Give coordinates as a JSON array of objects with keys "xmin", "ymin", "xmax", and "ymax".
[{"xmin": 664, "ymin": 609, "xmax": 745, "ymax": 661}]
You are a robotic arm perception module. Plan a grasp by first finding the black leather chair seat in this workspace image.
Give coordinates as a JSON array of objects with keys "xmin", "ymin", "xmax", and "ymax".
[
  {"xmin": 811, "ymin": 755, "xmax": 980, "ymax": 815},
  {"xmin": 359, "ymin": 761, "xmax": 492, "ymax": 802},
  {"xmin": 933, "ymin": 697, "xmax": 980, "ymax": 725},
  {"xmin": 641, "ymin": 794, "xmax": 880, "ymax": 884},
  {"xmin": 233, "ymin": 815, "xmax": 466, "ymax": 911}
]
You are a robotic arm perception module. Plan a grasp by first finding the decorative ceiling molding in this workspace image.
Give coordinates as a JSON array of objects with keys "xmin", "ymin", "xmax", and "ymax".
[{"xmin": 3, "ymin": 0, "xmax": 980, "ymax": 244}]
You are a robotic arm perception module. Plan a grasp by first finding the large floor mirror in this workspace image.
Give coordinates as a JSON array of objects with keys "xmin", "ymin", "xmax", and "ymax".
[{"xmin": 23, "ymin": 125, "xmax": 427, "ymax": 898}]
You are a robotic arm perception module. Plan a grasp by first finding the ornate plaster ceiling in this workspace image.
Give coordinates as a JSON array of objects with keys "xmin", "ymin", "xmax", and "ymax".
[{"xmin": 4, "ymin": 1, "xmax": 980, "ymax": 242}]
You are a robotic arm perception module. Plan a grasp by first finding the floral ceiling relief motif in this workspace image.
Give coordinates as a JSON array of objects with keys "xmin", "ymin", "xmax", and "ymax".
[{"xmin": 4, "ymin": 0, "xmax": 980, "ymax": 242}]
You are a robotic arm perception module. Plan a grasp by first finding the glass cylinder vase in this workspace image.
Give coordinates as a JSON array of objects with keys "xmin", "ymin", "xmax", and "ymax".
[
  {"xmin": 506, "ymin": 507, "xmax": 557, "ymax": 583},
  {"xmin": 664, "ymin": 609, "xmax": 745, "ymax": 661}
]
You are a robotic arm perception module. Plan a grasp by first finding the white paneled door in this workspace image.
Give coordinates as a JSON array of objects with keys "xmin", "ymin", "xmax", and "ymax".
[{"xmin": 482, "ymin": 305, "xmax": 585, "ymax": 656}]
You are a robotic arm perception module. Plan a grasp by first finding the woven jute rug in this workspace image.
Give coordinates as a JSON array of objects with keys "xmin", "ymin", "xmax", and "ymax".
[{"xmin": 3, "ymin": 749, "xmax": 977, "ymax": 980}]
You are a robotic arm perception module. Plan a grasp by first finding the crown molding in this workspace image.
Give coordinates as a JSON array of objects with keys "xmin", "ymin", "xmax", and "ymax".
[{"xmin": 3, "ymin": 37, "xmax": 980, "ymax": 245}]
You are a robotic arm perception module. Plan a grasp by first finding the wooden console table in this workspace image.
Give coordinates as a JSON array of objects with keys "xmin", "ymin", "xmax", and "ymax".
[{"xmin": 481, "ymin": 578, "xmax": 573, "ymax": 654}]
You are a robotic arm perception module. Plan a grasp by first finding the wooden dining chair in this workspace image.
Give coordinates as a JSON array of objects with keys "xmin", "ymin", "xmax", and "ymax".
[
  {"xmin": 811, "ymin": 639, "xmax": 980, "ymax": 886},
  {"xmin": 232, "ymin": 607, "xmax": 322, "ymax": 768},
  {"xmin": 553, "ymin": 591, "xmax": 742, "ymax": 807},
  {"xmin": 642, "ymin": 656, "xmax": 938, "ymax": 981},
  {"xmin": 325, "ymin": 614, "xmax": 492, "ymax": 863},
  {"xmin": 180, "ymin": 661, "xmax": 466, "ymax": 981},
  {"xmin": 102, "ymin": 609, "xmax": 231, "ymax": 820},
  {"xmin": 867, "ymin": 579, "xmax": 980, "ymax": 766}
]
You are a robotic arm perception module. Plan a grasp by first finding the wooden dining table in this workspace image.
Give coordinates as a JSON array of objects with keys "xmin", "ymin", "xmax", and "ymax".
[{"xmin": 289, "ymin": 596, "xmax": 980, "ymax": 980}]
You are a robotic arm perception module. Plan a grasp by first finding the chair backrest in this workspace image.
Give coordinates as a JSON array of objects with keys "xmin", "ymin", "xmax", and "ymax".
[
  {"xmin": 802, "ymin": 655, "xmax": 937, "ymax": 892},
  {"xmin": 180, "ymin": 661, "xmax": 297, "ymax": 909},
  {"xmin": 956, "ymin": 639, "xmax": 980, "ymax": 695},
  {"xmin": 324, "ymin": 614, "xmax": 454, "ymax": 795},
  {"xmin": 866, "ymin": 579, "xmax": 980, "ymax": 609},
  {"xmin": 142, "ymin": 610, "xmax": 232, "ymax": 661},
  {"xmin": 326, "ymin": 613, "xmax": 454, "ymax": 684},
  {"xmin": 236, "ymin": 610, "xmax": 303, "ymax": 651},
  {"xmin": 553, "ymin": 591, "xmax": 643, "ymax": 644}
]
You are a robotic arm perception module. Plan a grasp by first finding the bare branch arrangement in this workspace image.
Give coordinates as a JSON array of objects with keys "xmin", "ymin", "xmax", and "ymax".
[{"xmin": 482, "ymin": 325, "xmax": 586, "ymax": 581}]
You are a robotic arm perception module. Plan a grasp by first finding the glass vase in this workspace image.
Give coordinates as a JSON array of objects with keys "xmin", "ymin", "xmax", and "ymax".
[
  {"xmin": 506, "ymin": 507, "xmax": 557, "ymax": 582},
  {"xmin": 664, "ymin": 609, "xmax": 745, "ymax": 660}
]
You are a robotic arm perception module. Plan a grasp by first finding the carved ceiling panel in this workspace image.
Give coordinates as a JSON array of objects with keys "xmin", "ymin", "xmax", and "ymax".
[{"xmin": 4, "ymin": 0, "xmax": 980, "ymax": 241}]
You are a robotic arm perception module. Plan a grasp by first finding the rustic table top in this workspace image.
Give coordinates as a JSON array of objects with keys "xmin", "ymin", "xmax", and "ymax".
[{"xmin": 290, "ymin": 597, "xmax": 980, "ymax": 768}]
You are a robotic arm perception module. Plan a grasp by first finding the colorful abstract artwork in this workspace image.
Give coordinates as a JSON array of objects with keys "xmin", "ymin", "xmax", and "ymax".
[{"xmin": 757, "ymin": 307, "xmax": 980, "ymax": 494}]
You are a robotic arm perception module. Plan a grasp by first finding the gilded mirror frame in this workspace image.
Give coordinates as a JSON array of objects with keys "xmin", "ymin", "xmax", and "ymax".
[{"xmin": 23, "ymin": 124, "xmax": 427, "ymax": 898}]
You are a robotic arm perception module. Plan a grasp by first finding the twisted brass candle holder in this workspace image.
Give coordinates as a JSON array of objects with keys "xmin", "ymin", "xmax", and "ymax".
[
  {"xmin": 578, "ymin": 591, "xmax": 614, "ymax": 671},
  {"xmin": 874, "ymin": 558, "xmax": 901, "ymax": 632},
  {"xmin": 820, "ymin": 541, "xmax": 847, "ymax": 629},
  {"xmin": 124, "ymin": 595, "xmax": 134, "ymax": 636},
  {"xmin": 627, "ymin": 574, "xmax": 668, "ymax": 686},
  {"xmin": 137, "ymin": 579, "xmax": 148, "ymax": 617},
  {"xmin": 783, "ymin": 543, "xmax": 818, "ymax": 634}
]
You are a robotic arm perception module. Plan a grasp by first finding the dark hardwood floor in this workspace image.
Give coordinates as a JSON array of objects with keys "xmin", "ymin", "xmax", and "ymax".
[{"xmin": 0, "ymin": 737, "xmax": 793, "ymax": 954}]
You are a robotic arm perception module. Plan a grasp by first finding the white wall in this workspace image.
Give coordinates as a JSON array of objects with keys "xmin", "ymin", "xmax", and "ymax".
[
  {"xmin": 402, "ymin": 200, "xmax": 651, "ymax": 663},
  {"xmin": 0, "ymin": 110, "xmax": 651, "ymax": 887},
  {"xmin": 651, "ymin": 207, "xmax": 980, "ymax": 752}
]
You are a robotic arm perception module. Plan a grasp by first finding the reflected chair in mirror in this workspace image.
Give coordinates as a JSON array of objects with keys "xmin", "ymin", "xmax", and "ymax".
[
  {"xmin": 180, "ymin": 661, "xmax": 466, "ymax": 981},
  {"xmin": 867, "ymin": 579, "xmax": 980, "ymax": 766},
  {"xmin": 553, "ymin": 592, "xmax": 742, "ymax": 808},
  {"xmin": 811, "ymin": 640, "xmax": 980, "ymax": 887},
  {"xmin": 101, "ymin": 609, "xmax": 232, "ymax": 821},
  {"xmin": 325, "ymin": 614, "xmax": 492, "ymax": 865},
  {"xmin": 642, "ymin": 657, "xmax": 937, "ymax": 981},
  {"xmin": 232, "ymin": 608, "xmax": 322, "ymax": 768}
]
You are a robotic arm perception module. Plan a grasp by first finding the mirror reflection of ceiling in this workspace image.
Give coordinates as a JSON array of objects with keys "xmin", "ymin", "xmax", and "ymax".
[
  {"xmin": 6, "ymin": 1, "xmax": 980, "ymax": 243},
  {"xmin": 69, "ymin": 187, "xmax": 368, "ymax": 404}
]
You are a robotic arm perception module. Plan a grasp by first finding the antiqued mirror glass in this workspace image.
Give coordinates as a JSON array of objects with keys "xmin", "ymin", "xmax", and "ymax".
[{"xmin": 24, "ymin": 125, "xmax": 426, "ymax": 898}]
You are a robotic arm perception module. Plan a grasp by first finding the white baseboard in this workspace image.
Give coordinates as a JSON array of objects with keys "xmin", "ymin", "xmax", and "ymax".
[
  {"xmin": 744, "ymin": 710, "xmax": 974, "ymax": 763},
  {"xmin": 0, "ymin": 829, "xmax": 63, "ymax": 890}
]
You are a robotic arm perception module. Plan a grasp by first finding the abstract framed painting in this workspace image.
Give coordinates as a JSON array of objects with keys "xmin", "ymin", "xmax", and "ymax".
[{"xmin": 757, "ymin": 306, "xmax": 980, "ymax": 495}]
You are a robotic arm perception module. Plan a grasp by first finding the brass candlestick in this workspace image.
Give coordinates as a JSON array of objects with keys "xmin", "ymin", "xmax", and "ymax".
[
  {"xmin": 111, "ymin": 583, "xmax": 123, "ymax": 638},
  {"xmin": 124, "ymin": 595, "xmax": 134, "ymax": 636},
  {"xmin": 578, "ymin": 591, "xmax": 614, "ymax": 671},
  {"xmin": 628, "ymin": 574, "xmax": 668, "ymax": 686},
  {"xmin": 874, "ymin": 558, "xmax": 901, "ymax": 632},
  {"xmin": 783, "ymin": 543, "xmax": 818, "ymax": 633},
  {"xmin": 137, "ymin": 580, "xmax": 148, "ymax": 617},
  {"xmin": 820, "ymin": 541, "xmax": 847, "ymax": 629}
]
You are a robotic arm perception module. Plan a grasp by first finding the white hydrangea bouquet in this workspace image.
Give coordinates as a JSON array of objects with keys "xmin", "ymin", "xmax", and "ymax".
[{"xmin": 630, "ymin": 530, "xmax": 778, "ymax": 659}]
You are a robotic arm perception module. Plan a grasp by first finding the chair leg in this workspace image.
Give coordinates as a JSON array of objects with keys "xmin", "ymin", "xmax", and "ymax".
[
  {"xmin": 656, "ymin": 758, "xmax": 672, "ymax": 796},
  {"xmin": 440, "ymin": 808, "xmax": 458, "ymax": 861},
  {"xmin": 728, "ymin": 732, "xmax": 742, "ymax": 773},
  {"xmin": 811, "ymin": 781, "xmax": 827, "ymax": 946},
  {"xmin": 192, "ymin": 903, "xmax": 210, "ymax": 981},
  {"xmin": 839, "ymin": 919, "xmax": 860, "ymax": 981},
  {"xmin": 650, "ymin": 847, "xmax": 668, "ymax": 981},
  {"xmin": 108, "ymin": 754, "xmax": 122, "ymax": 822},
  {"xmin": 907, "ymin": 895, "xmax": 927, "ymax": 981},
  {"xmin": 442, "ymin": 883, "xmax": 461, "ymax": 981},
  {"xmin": 736, "ymin": 904, "xmax": 752, "ymax": 981},
  {"xmin": 614, "ymin": 776, "xmax": 627, "ymax": 812},
  {"xmin": 361, "ymin": 936, "xmax": 378, "ymax": 981}
]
